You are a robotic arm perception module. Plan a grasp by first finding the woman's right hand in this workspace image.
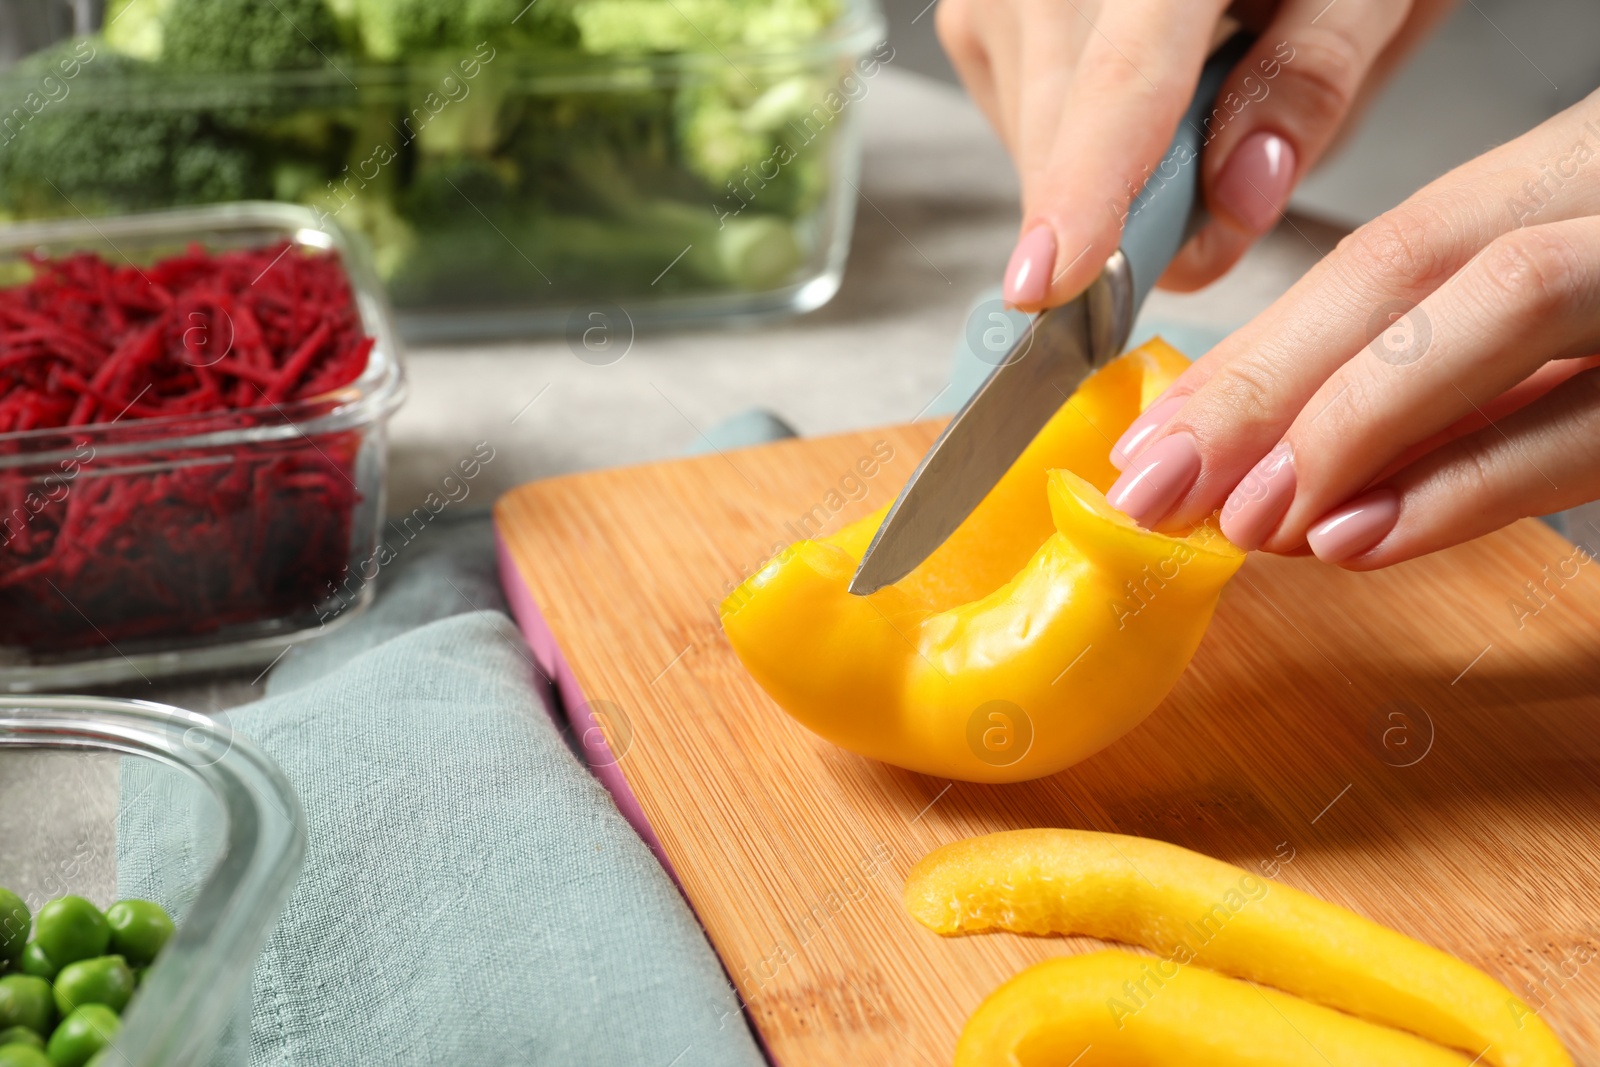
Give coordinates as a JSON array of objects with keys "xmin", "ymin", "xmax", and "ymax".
[{"xmin": 936, "ymin": 0, "xmax": 1456, "ymax": 309}]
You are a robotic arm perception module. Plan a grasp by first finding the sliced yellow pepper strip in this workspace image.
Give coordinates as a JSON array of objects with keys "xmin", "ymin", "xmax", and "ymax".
[
  {"xmin": 956, "ymin": 950, "xmax": 1474, "ymax": 1067},
  {"xmin": 721, "ymin": 341, "xmax": 1245, "ymax": 784},
  {"xmin": 906, "ymin": 830, "xmax": 1571, "ymax": 1067}
]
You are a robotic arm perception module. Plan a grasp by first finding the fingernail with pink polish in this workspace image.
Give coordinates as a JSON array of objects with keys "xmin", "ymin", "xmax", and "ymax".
[
  {"xmin": 1213, "ymin": 131, "xmax": 1296, "ymax": 234},
  {"xmin": 1003, "ymin": 225, "xmax": 1056, "ymax": 306},
  {"xmin": 1306, "ymin": 489, "xmax": 1399, "ymax": 564},
  {"xmin": 1111, "ymin": 394, "xmax": 1186, "ymax": 470},
  {"xmin": 1220, "ymin": 441, "xmax": 1296, "ymax": 551},
  {"xmin": 1106, "ymin": 432, "xmax": 1202, "ymax": 529}
]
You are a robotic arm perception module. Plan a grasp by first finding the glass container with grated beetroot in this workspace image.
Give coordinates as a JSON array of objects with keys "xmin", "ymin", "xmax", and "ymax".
[{"xmin": 0, "ymin": 203, "xmax": 405, "ymax": 690}]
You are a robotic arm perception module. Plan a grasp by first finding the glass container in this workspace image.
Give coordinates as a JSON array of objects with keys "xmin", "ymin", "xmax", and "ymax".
[
  {"xmin": 0, "ymin": 694, "xmax": 304, "ymax": 1066},
  {"xmin": 0, "ymin": 0, "xmax": 887, "ymax": 340},
  {"xmin": 0, "ymin": 202, "xmax": 406, "ymax": 691}
]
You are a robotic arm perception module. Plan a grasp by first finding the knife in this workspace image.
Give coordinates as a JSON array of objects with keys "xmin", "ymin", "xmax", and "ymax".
[{"xmin": 848, "ymin": 31, "xmax": 1254, "ymax": 597}]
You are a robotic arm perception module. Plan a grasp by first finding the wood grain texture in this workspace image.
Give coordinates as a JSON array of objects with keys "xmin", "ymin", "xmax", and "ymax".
[{"xmin": 495, "ymin": 423, "xmax": 1600, "ymax": 1067}]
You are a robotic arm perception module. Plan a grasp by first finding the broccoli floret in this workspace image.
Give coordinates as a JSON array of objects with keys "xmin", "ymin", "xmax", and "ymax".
[
  {"xmin": 570, "ymin": 0, "xmax": 839, "ymax": 54},
  {"xmin": 104, "ymin": 0, "xmax": 360, "ymax": 173},
  {"xmin": 350, "ymin": 0, "xmax": 457, "ymax": 61},
  {"xmin": 0, "ymin": 47, "xmax": 269, "ymax": 219},
  {"xmin": 671, "ymin": 73, "xmax": 833, "ymax": 217},
  {"xmin": 570, "ymin": 1, "xmax": 700, "ymax": 53},
  {"xmin": 159, "ymin": 0, "xmax": 347, "ymax": 72},
  {"xmin": 105, "ymin": 0, "xmax": 349, "ymax": 69},
  {"xmin": 0, "ymin": 107, "xmax": 267, "ymax": 218},
  {"xmin": 560, "ymin": 0, "xmax": 845, "ymax": 202},
  {"xmin": 101, "ymin": 0, "xmax": 175, "ymax": 61},
  {"xmin": 737, "ymin": 0, "xmax": 841, "ymax": 49},
  {"xmin": 350, "ymin": 0, "xmax": 576, "ymax": 61}
]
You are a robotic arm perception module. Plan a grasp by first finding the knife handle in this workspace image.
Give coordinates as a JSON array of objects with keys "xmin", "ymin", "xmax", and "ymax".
[{"xmin": 1117, "ymin": 30, "xmax": 1257, "ymax": 315}]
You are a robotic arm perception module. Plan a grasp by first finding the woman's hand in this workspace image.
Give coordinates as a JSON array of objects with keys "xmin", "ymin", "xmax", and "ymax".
[
  {"xmin": 937, "ymin": 0, "xmax": 1454, "ymax": 309},
  {"xmin": 1104, "ymin": 89, "xmax": 1600, "ymax": 568}
]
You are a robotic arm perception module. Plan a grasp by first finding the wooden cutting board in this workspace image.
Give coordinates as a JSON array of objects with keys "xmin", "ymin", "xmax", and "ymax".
[{"xmin": 494, "ymin": 422, "xmax": 1600, "ymax": 1066}]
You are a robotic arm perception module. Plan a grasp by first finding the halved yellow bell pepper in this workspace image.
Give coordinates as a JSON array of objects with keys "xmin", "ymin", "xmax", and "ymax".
[{"xmin": 720, "ymin": 340, "xmax": 1245, "ymax": 783}]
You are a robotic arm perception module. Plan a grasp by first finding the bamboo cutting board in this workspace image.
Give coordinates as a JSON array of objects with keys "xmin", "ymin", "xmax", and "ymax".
[{"xmin": 494, "ymin": 422, "xmax": 1600, "ymax": 1066}]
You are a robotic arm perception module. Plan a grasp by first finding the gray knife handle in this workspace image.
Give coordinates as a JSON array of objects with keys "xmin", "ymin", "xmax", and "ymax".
[{"xmin": 1118, "ymin": 31, "xmax": 1255, "ymax": 315}]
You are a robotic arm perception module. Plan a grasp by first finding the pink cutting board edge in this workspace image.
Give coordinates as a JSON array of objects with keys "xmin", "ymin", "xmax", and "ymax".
[
  {"xmin": 493, "ymin": 530, "xmax": 678, "ymax": 878},
  {"xmin": 495, "ymin": 529, "xmax": 783, "ymax": 1064}
]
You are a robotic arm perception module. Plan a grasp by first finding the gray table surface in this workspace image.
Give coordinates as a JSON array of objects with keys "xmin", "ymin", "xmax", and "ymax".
[{"xmin": 1, "ymin": 66, "xmax": 1338, "ymax": 911}]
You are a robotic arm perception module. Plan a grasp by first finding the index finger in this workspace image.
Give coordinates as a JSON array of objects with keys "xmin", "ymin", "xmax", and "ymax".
[{"xmin": 1005, "ymin": 0, "xmax": 1230, "ymax": 310}]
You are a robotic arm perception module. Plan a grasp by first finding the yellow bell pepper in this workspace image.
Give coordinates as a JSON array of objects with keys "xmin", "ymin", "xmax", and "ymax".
[
  {"xmin": 954, "ymin": 950, "xmax": 1475, "ymax": 1067},
  {"xmin": 905, "ymin": 830, "xmax": 1572, "ymax": 1067},
  {"xmin": 720, "ymin": 340, "xmax": 1245, "ymax": 783}
]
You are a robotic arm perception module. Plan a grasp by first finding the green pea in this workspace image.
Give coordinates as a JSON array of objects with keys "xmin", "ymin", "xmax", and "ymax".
[
  {"xmin": 0, "ymin": 891, "xmax": 28, "ymax": 964},
  {"xmin": 45, "ymin": 1005, "xmax": 118, "ymax": 1067},
  {"xmin": 16, "ymin": 949, "xmax": 53, "ymax": 984},
  {"xmin": 51, "ymin": 958, "xmax": 132, "ymax": 1018},
  {"xmin": 30, "ymin": 901, "xmax": 106, "ymax": 970},
  {"xmin": 0, "ymin": 1027, "xmax": 43, "ymax": 1050},
  {"xmin": 0, "ymin": 1044, "xmax": 52, "ymax": 1067},
  {"xmin": 0, "ymin": 977, "xmax": 53, "ymax": 1037},
  {"xmin": 102, "ymin": 903, "xmax": 172, "ymax": 969}
]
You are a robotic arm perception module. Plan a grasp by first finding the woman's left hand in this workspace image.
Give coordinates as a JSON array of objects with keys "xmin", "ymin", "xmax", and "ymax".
[{"xmin": 1104, "ymin": 87, "xmax": 1600, "ymax": 569}]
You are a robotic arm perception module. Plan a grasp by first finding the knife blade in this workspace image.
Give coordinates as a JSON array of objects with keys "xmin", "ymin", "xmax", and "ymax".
[
  {"xmin": 847, "ymin": 31, "xmax": 1254, "ymax": 597},
  {"xmin": 847, "ymin": 265, "xmax": 1129, "ymax": 595}
]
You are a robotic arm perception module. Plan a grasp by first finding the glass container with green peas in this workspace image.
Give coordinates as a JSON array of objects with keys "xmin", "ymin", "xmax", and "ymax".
[{"xmin": 0, "ymin": 695, "xmax": 306, "ymax": 1067}]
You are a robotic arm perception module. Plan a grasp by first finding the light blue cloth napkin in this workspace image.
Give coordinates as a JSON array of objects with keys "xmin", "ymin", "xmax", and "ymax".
[{"xmin": 119, "ymin": 515, "xmax": 762, "ymax": 1067}]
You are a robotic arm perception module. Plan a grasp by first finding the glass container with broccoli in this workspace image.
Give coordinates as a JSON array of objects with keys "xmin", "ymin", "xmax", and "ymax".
[{"xmin": 0, "ymin": 0, "xmax": 886, "ymax": 340}]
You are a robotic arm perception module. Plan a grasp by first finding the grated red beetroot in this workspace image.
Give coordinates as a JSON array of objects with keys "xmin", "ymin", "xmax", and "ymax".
[{"xmin": 0, "ymin": 241, "xmax": 376, "ymax": 654}]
